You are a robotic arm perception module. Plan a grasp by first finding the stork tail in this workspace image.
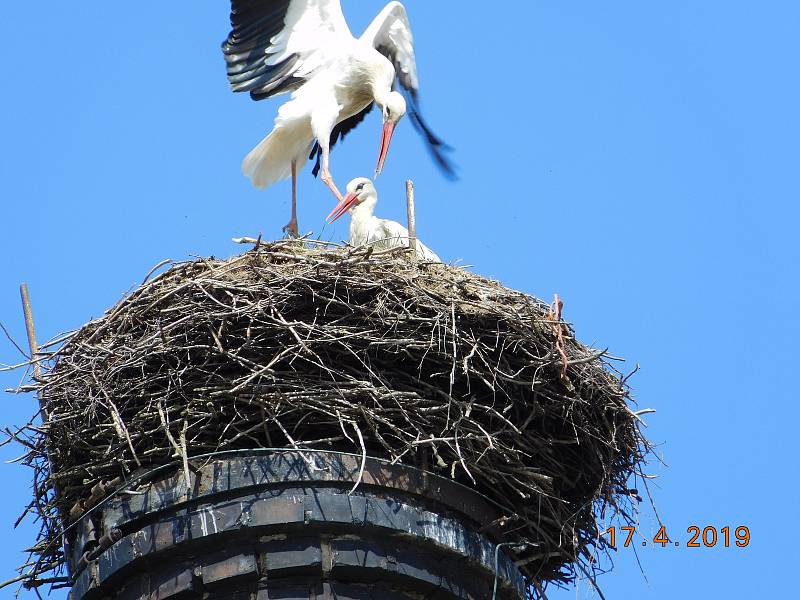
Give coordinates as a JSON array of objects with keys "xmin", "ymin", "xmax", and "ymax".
[{"xmin": 242, "ymin": 129, "xmax": 309, "ymax": 191}]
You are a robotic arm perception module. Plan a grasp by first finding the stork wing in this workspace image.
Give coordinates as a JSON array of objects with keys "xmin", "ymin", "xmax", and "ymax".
[
  {"xmin": 362, "ymin": 2, "xmax": 456, "ymax": 178},
  {"xmin": 362, "ymin": 2, "xmax": 418, "ymax": 98},
  {"xmin": 223, "ymin": 0, "xmax": 352, "ymax": 101}
]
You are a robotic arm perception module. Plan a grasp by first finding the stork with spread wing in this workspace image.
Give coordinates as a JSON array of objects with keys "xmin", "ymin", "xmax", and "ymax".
[{"xmin": 223, "ymin": 0, "xmax": 454, "ymax": 236}]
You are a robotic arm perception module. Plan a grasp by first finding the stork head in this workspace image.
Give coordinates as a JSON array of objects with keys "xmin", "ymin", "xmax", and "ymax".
[
  {"xmin": 375, "ymin": 91, "xmax": 407, "ymax": 177},
  {"xmin": 327, "ymin": 177, "xmax": 377, "ymax": 224}
]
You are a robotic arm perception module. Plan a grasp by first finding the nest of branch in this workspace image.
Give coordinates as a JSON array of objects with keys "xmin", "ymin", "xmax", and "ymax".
[{"xmin": 9, "ymin": 240, "xmax": 650, "ymax": 592}]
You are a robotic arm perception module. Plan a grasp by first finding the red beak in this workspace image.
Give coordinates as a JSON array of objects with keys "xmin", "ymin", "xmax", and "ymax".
[
  {"xmin": 375, "ymin": 121, "xmax": 396, "ymax": 177},
  {"xmin": 326, "ymin": 192, "xmax": 359, "ymax": 224}
]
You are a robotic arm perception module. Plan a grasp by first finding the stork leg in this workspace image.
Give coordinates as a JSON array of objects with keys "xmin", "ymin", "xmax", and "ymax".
[
  {"xmin": 283, "ymin": 160, "xmax": 299, "ymax": 238},
  {"xmin": 319, "ymin": 146, "xmax": 344, "ymax": 202}
]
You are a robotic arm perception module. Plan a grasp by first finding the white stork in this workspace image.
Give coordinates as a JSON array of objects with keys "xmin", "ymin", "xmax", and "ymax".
[
  {"xmin": 223, "ymin": 0, "xmax": 455, "ymax": 236},
  {"xmin": 327, "ymin": 177, "xmax": 441, "ymax": 262}
]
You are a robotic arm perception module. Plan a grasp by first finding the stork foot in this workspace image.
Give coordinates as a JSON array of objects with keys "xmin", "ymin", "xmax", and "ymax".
[
  {"xmin": 321, "ymin": 170, "xmax": 344, "ymax": 203},
  {"xmin": 282, "ymin": 219, "xmax": 300, "ymax": 239}
]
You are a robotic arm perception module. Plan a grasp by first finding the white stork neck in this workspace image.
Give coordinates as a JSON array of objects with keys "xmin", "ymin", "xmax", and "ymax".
[
  {"xmin": 349, "ymin": 192, "xmax": 379, "ymax": 246},
  {"xmin": 369, "ymin": 58, "xmax": 396, "ymax": 103},
  {"xmin": 352, "ymin": 193, "xmax": 378, "ymax": 221},
  {"xmin": 372, "ymin": 84, "xmax": 392, "ymax": 108}
]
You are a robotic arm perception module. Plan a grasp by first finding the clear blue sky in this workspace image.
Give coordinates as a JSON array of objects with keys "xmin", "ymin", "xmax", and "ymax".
[{"xmin": 1, "ymin": 1, "xmax": 797, "ymax": 597}]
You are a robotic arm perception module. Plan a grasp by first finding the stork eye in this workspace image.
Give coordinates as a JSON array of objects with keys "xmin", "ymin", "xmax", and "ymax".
[
  {"xmin": 386, "ymin": 108, "xmax": 391, "ymax": 118},
  {"xmin": 356, "ymin": 183, "xmax": 365, "ymax": 191}
]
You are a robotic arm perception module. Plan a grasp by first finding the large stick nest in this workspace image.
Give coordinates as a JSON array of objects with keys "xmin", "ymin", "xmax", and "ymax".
[{"xmin": 9, "ymin": 240, "xmax": 651, "ymax": 593}]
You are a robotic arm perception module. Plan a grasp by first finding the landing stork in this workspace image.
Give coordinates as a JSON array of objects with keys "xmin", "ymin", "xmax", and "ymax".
[{"xmin": 223, "ymin": 0, "xmax": 455, "ymax": 236}]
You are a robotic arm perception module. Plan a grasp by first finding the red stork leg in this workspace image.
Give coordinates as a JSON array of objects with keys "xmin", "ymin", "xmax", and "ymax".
[
  {"xmin": 319, "ymin": 145, "xmax": 344, "ymax": 203},
  {"xmin": 283, "ymin": 160, "xmax": 299, "ymax": 238}
]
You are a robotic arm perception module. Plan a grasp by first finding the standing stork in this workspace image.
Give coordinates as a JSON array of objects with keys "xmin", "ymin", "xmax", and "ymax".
[{"xmin": 223, "ymin": 0, "xmax": 455, "ymax": 236}]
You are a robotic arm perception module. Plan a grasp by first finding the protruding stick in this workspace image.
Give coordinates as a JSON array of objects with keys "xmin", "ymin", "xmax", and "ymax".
[
  {"xmin": 20, "ymin": 283, "xmax": 48, "ymax": 421},
  {"xmin": 20, "ymin": 284, "xmax": 41, "ymax": 381},
  {"xmin": 406, "ymin": 180, "xmax": 417, "ymax": 257}
]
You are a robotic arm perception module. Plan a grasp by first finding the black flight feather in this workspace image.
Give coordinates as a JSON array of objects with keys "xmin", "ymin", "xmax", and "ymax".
[{"xmin": 222, "ymin": 0, "xmax": 303, "ymax": 100}]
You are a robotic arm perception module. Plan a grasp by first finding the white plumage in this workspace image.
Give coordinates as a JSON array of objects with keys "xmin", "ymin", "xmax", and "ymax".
[
  {"xmin": 328, "ymin": 178, "xmax": 441, "ymax": 262},
  {"xmin": 223, "ymin": 0, "xmax": 453, "ymax": 236}
]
